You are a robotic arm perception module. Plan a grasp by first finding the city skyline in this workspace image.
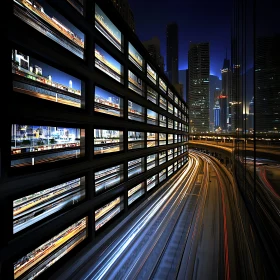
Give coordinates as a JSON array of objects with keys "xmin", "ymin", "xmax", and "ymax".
[{"xmin": 129, "ymin": 0, "xmax": 232, "ymax": 78}]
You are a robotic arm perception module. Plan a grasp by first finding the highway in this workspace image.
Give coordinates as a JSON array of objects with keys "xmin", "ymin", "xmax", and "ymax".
[{"xmin": 53, "ymin": 150, "xmax": 267, "ymax": 280}]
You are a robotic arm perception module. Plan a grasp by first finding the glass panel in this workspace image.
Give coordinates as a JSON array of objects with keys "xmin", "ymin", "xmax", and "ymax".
[
  {"xmin": 12, "ymin": 49, "xmax": 84, "ymax": 108},
  {"xmin": 174, "ymin": 107, "xmax": 178, "ymax": 117},
  {"xmin": 11, "ymin": 125, "xmax": 84, "ymax": 168},
  {"xmin": 147, "ymin": 109, "xmax": 158, "ymax": 125},
  {"xmin": 14, "ymin": 0, "xmax": 85, "ymax": 59},
  {"xmin": 147, "ymin": 63, "xmax": 157, "ymax": 85},
  {"xmin": 147, "ymin": 174, "xmax": 158, "ymax": 191},
  {"xmin": 159, "ymin": 133, "xmax": 166, "ymax": 146},
  {"xmin": 95, "ymin": 86, "xmax": 123, "ymax": 117},
  {"xmin": 168, "ymin": 133, "xmax": 173, "ymax": 144},
  {"xmin": 14, "ymin": 217, "xmax": 87, "ymax": 280},
  {"xmin": 128, "ymin": 182, "xmax": 145, "ymax": 205},
  {"xmin": 168, "ymin": 118, "xmax": 173, "ymax": 129},
  {"xmin": 159, "ymin": 151, "xmax": 166, "ymax": 165},
  {"xmin": 168, "ymin": 149, "xmax": 173, "ymax": 161},
  {"xmin": 95, "ymin": 196, "xmax": 124, "ymax": 230},
  {"xmin": 95, "ymin": 44, "xmax": 123, "ymax": 83},
  {"xmin": 95, "ymin": 4, "xmax": 123, "ymax": 51},
  {"xmin": 94, "ymin": 129, "xmax": 123, "ymax": 155},
  {"xmin": 168, "ymin": 164, "xmax": 174, "ymax": 176},
  {"xmin": 159, "ymin": 169, "xmax": 166, "ymax": 182},
  {"xmin": 128, "ymin": 157, "xmax": 145, "ymax": 178},
  {"xmin": 159, "ymin": 78, "xmax": 167, "ymax": 93},
  {"xmin": 147, "ymin": 86, "xmax": 158, "ymax": 104},
  {"xmin": 168, "ymin": 102, "xmax": 173, "ymax": 114},
  {"xmin": 159, "ymin": 114, "xmax": 166, "ymax": 127},
  {"xmin": 13, "ymin": 177, "xmax": 85, "ymax": 234},
  {"xmin": 147, "ymin": 153, "xmax": 158, "ymax": 170},
  {"xmin": 128, "ymin": 101, "xmax": 145, "ymax": 122},
  {"xmin": 128, "ymin": 131, "xmax": 145, "ymax": 150},
  {"xmin": 128, "ymin": 42, "xmax": 143, "ymax": 70},
  {"xmin": 168, "ymin": 88, "xmax": 174, "ymax": 100},
  {"xmin": 147, "ymin": 132, "xmax": 158, "ymax": 147},
  {"xmin": 95, "ymin": 165, "xmax": 124, "ymax": 194},
  {"xmin": 159, "ymin": 95, "xmax": 167, "ymax": 110},
  {"xmin": 128, "ymin": 70, "xmax": 144, "ymax": 96}
]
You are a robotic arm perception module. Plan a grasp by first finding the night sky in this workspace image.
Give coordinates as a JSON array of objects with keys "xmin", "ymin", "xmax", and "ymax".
[{"xmin": 129, "ymin": 0, "xmax": 233, "ymax": 79}]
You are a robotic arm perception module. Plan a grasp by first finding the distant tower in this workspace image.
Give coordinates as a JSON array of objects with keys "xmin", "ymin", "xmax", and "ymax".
[
  {"xmin": 69, "ymin": 80, "xmax": 72, "ymax": 88},
  {"xmin": 166, "ymin": 22, "xmax": 178, "ymax": 85},
  {"xmin": 221, "ymin": 50, "xmax": 232, "ymax": 131},
  {"xmin": 48, "ymin": 75, "xmax": 52, "ymax": 81},
  {"xmin": 213, "ymin": 100, "xmax": 221, "ymax": 129},
  {"xmin": 188, "ymin": 42, "xmax": 210, "ymax": 133},
  {"xmin": 248, "ymin": 96, "xmax": 254, "ymax": 132},
  {"xmin": 219, "ymin": 94, "xmax": 228, "ymax": 131}
]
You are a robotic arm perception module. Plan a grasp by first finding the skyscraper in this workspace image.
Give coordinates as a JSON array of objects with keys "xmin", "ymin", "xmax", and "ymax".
[
  {"xmin": 213, "ymin": 100, "xmax": 221, "ymax": 129},
  {"xmin": 142, "ymin": 36, "xmax": 165, "ymax": 70},
  {"xmin": 219, "ymin": 94, "xmax": 228, "ymax": 131},
  {"xmin": 255, "ymin": 35, "xmax": 280, "ymax": 133},
  {"xmin": 209, "ymin": 75, "xmax": 221, "ymax": 131},
  {"xmin": 166, "ymin": 22, "xmax": 178, "ymax": 85},
  {"xmin": 221, "ymin": 56, "xmax": 231, "ymax": 131},
  {"xmin": 230, "ymin": 64, "xmax": 242, "ymax": 132},
  {"xmin": 188, "ymin": 42, "xmax": 210, "ymax": 133}
]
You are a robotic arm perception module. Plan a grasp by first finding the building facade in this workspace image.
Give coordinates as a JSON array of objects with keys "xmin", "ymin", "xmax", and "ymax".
[
  {"xmin": 3, "ymin": 1, "xmax": 188, "ymax": 279},
  {"xmin": 188, "ymin": 42, "xmax": 210, "ymax": 133},
  {"xmin": 255, "ymin": 35, "xmax": 280, "ymax": 133}
]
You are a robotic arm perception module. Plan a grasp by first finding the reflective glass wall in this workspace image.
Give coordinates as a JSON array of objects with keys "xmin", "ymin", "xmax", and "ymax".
[{"xmin": 232, "ymin": 0, "xmax": 280, "ymax": 277}]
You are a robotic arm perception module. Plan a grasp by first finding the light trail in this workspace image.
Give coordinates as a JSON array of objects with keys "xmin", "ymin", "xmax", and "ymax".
[{"xmin": 84, "ymin": 157, "xmax": 199, "ymax": 280}]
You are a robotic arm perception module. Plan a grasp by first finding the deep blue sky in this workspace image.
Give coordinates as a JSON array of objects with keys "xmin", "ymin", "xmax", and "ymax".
[{"xmin": 129, "ymin": 0, "xmax": 233, "ymax": 79}]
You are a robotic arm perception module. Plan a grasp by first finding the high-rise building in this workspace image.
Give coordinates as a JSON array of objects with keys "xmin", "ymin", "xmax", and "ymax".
[
  {"xmin": 213, "ymin": 100, "xmax": 221, "ymax": 129},
  {"xmin": 111, "ymin": 0, "xmax": 135, "ymax": 32},
  {"xmin": 179, "ymin": 69, "xmax": 188, "ymax": 102},
  {"xmin": 255, "ymin": 35, "xmax": 280, "ymax": 133},
  {"xmin": 188, "ymin": 42, "xmax": 210, "ymax": 133},
  {"xmin": 219, "ymin": 94, "xmax": 228, "ymax": 131},
  {"xmin": 230, "ymin": 64, "xmax": 242, "ymax": 132},
  {"xmin": 209, "ymin": 75, "xmax": 221, "ymax": 131},
  {"xmin": 166, "ymin": 22, "xmax": 178, "ymax": 85},
  {"xmin": 248, "ymin": 96, "xmax": 254, "ymax": 132},
  {"xmin": 142, "ymin": 36, "xmax": 165, "ymax": 70},
  {"xmin": 221, "ymin": 56, "xmax": 232, "ymax": 131}
]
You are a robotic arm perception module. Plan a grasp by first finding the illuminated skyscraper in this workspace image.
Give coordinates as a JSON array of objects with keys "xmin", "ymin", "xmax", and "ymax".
[
  {"xmin": 221, "ymin": 56, "xmax": 232, "ymax": 131},
  {"xmin": 213, "ymin": 100, "xmax": 220, "ymax": 129},
  {"xmin": 188, "ymin": 42, "xmax": 210, "ymax": 133},
  {"xmin": 166, "ymin": 22, "xmax": 178, "ymax": 85},
  {"xmin": 209, "ymin": 75, "xmax": 221, "ymax": 131}
]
